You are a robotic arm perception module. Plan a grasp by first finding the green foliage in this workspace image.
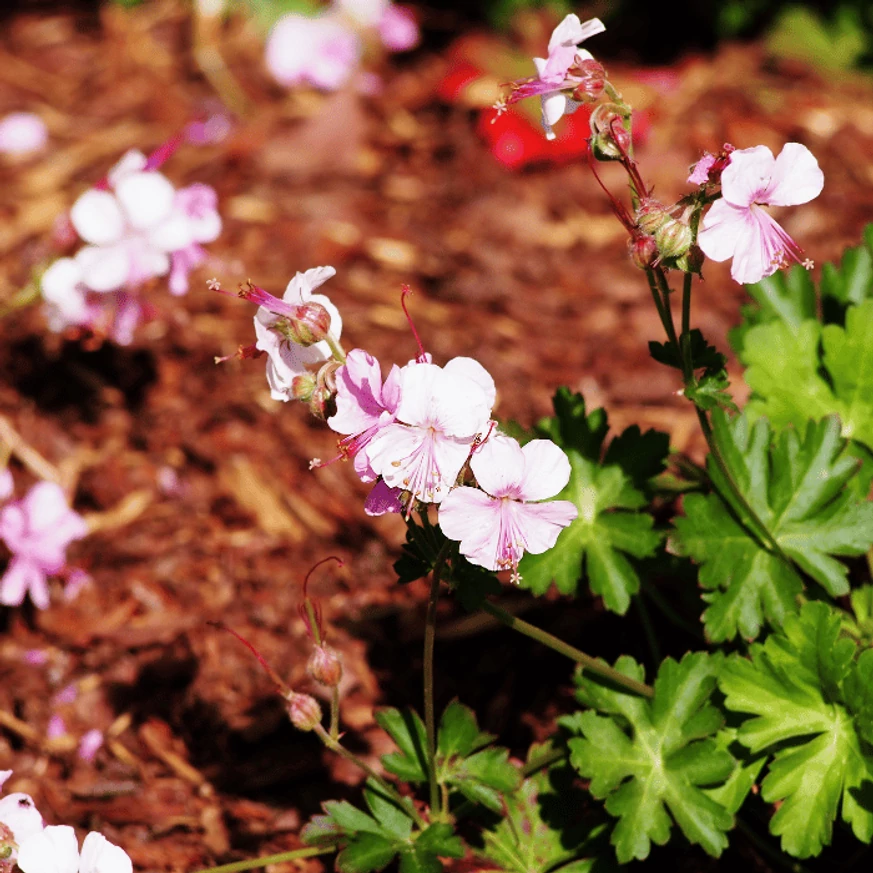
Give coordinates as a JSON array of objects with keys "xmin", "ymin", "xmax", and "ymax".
[
  {"xmin": 301, "ymin": 782, "xmax": 462, "ymax": 873},
  {"xmin": 518, "ymin": 389, "xmax": 667, "ymax": 613},
  {"xmin": 562, "ymin": 653, "xmax": 733, "ymax": 863},
  {"xmin": 670, "ymin": 411, "xmax": 873, "ymax": 641},
  {"xmin": 767, "ymin": 5, "xmax": 869, "ymax": 70},
  {"xmin": 377, "ymin": 703, "xmax": 520, "ymax": 813},
  {"xmin": 720, "ymin": 601, "xmax": 873, "ymax": 858},
  {"xmin": 394, "ymin": 516, "xmax": 447, "ymax": 585},
  {"xmin": 477, "ymin": 746, "xmax": 611, "ymax": 873}
]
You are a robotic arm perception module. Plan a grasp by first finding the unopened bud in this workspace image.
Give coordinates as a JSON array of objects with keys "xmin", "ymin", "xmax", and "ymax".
[
  {"xmin": 286, "ymin": 691, "xmax": 322, "ymax": 731},
  {"xmin": 674, "ymin": 244, "xmax": 704, "ymax": 275},
  {"xmin": 292, "ymin": 372, "xmax": 317, "ymax": 402},
  {"xmin": 629, "ymin": 234, "xmax": 658, "ymax": 269},
  {"xmin": 286, "ymin": 302, "xmax": 332, "ymax": 346},
  {"xmin": 570, "ymin": 59, "xmax": 606, "ymax": 103},
  {"xmin": 0, "ymin": 822, "xmax": 16, "ymax": 873},
  {"xmin": 307, "ymin": 645, "xmax": 343, "ymax": 687},
  {"xmin": 654, "ymin": 218, "xmax": 693, "ymax": 259},
  {"xmin": 589, "ymin": 103, "xmax": 630, "ymax": 160},
  {"xmin": 635, "ymin": 198, "xmax": 671, "ymax": 235}
]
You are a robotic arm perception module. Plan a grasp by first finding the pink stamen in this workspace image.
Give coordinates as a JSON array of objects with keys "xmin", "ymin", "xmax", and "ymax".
[{"xmin": 400, "ymin": 285, "xmax": 428, "ymax": 363}]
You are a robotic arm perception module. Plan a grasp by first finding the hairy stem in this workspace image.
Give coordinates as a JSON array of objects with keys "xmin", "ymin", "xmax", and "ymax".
[{"xmin": 480, "ymin": 601, "xmax": 654, "ymax": 698}]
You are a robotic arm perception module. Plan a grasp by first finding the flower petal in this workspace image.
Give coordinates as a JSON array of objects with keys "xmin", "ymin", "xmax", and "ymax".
[
  {"xmin": 719, "ymin": 145, "xmax": 775, "ymax": 208},
  {"xmin": 439, "ymin": 487, "xmax": 502, "ymax": 571},
  {"xmin": 517, "ymin": 440, "xmax": 572, "ymax": 501},
  {"xmin": 70, "ymin": 190, "xmax": 125, "ymax": 246},
  {"xmin": 697, "ymin": 199, "xmax": 751, "ymax": 263},
  {"xmin": 114, "ymin": 171, "xmax": 176, "ymax": 231},
  {"xmin": 79, "ymin": 832, "xmax": 133, "ymax": 873},
  {"xmin": 17, "ymin": 825, "xmax": 79, "ymax": 873},
  {"xmin": 470, "ymin": 434, "xmax": 524, "ymax": 498},
  {"xmin": 765, "ymin": 142, "xmax": 824, "ymax": 207},
  {"xmin": 0, "ymin": 791, "xmax": 44, "ymax": 846}
]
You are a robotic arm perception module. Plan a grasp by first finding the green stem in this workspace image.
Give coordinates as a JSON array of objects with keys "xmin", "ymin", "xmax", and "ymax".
[
  {"xmin": 480, "ymin": 601, "xmax": 654, "ymax": 698},
  {"xmin": 313, "ymin": 724, "xmax": 425, "ymax": 828},
  {"xmin": 329, "ymin": 685, "xmax": 340, "ymax": 741},
  {"xmin": 325, "ymin": 331, "xmax": 346, "ymax": 364},
  {"xmin": 521, "ymin": 745, "xmax": 566, "ymax": 777},
  {"xmin": 424, "ymin": 544, "xmax": 451, "ymax": 818},
  {"xmin": 191, "ymin": 847, "xmax": 334, "ymax": 873}
]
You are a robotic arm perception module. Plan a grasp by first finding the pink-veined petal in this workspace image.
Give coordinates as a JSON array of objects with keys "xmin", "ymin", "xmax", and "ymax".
[
  {"xmin": 328, "ymin": 349, "xmax": 385, "ymax": 435},
  {"xmin": 726, "ymin": 209, "xmax": 774, "ymax": 285},
  {"xmin": 17, "ymin": 825, "xmax": 79, "ymax": 873},
  {"xmin": 70, "ymin": 190, "xmax": 125, "ymax": 246},
  {"xmin": 719, "ymin": 145, "xmax": 776, "ymax": 208},
  {"xmin": 439, "ymin": 487, "xmax": 502, "ymax": 570},
  {"xmin": 363, "ymin": 480, "xmax": 403, "ymax": 516},
  {"xmin": 517, "ymin": 440, "xmax": 572, "ymax": 501},
  {"xmin": 697, "ymin": 199, "xmax": 752, "ymax": 263},
  {"xmin": 470, "ymin": 434, "xmax": 524, "ymax": 498},
  {"xmin": 765, "ymin": 142, "xmax": 824, "ymax": 207},
  {"xmin": 514, "ymin": 500, "xmax": 578, "ymax": 556}
]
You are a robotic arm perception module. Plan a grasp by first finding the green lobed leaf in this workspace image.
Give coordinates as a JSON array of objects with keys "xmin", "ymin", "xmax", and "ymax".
[
  {"xmin": 518, "ymin": 390, "xmax": 666, "ymax": 612},
  {"xmin": 719, "ymin": 601, "xmax": 873, "ymax": 858},
  {"xmin": 670, "ymin": 411, "xmax": 873, "ymax": 641},
  {"xmin": 336, "ymin": 834, "xmax": 398, "ymax": 873},
  {"xmin": 376, "ymin": 708, "xmax": 429, "ymax": 783},
  {"xmin": 477, "ymin": 746, "xmax": 610, "ymax": 873},
  {"xmin": 564, "ymin": 652, "xmax": 734, "ymax": 863},
  {"xmin": 437, "ymin": 700, "xmax": 493, "ymax": 758},
  {"xmin": 648, "ymin": 329, "xmax": 726, "ymax": 373}
]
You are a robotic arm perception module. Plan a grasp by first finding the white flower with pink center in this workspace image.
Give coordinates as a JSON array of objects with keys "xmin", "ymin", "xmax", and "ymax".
[
  {"xmin": 697, "ymin": 142, "xmax": 824, "ymax": 285},
  {"xmin": 365, "ymin": 357, "xmax": 496, "ymax": 504},
  {"xmin": 254, "ymin": 266, "xmax": 343, "ymax": 402},
  {"xmin": 17, "ymin": 826, "xmax": 132, "ymax": 873},
  {"xmin": 328, "ymin": 348, "xmax": 402, "ymax": 482},
  {"xmin": 439, "ymin": 434, "xmax": 577, "ymax": 579},
  {"xmin": 0, "ymin": 481, "xmax": 87, "ymax": 609}
]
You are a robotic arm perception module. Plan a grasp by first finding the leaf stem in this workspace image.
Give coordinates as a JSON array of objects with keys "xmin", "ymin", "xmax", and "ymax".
[
  {"xmin": 424, "ymin": 542, "xmax": 452, "ymax": 819},
  {"xmin": 312, "ymin": 724, "xmax": 425, "ymax": 828},
  {"xmin": 480, "ymin": 601, "xmax": 654, "ymax": 698},
  {"xmin": 521, "ymin": 745, "xmax": 566, "ymax": 777},
  {"xmin": 190, "ymin": 847, "xmax": 334, "ymax": 873}
]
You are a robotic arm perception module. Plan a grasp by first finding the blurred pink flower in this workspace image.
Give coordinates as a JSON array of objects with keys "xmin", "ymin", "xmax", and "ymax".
[
  {"xmin": 266, "ymin": 13, "xmax": 360, "ymax": 91},
  {"xmin": 377, "ymin": 5, "xmax": 419, "ymax": 52},
  {"xmin": 78, "ymin": 729, "xmax": 104, "ymax": 763},
  {"xmin": 439, "ymin": 434, "xmax": 577, "ymax": 579},
  {"xmin": 0, "ymin": 112, "xmax": 47, "ymax": 155},
  {"xmin": 697, "ymin": 143, "xmax": 824, "ymax": 284},
  {"xmin": 0, "ymin": 482, "xmax": 87, "ymax": 609}
]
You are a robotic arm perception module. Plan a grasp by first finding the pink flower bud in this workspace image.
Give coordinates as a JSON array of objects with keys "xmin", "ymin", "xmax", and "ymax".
[
  {"xmin": 307, "ymin": 645, "xmax": 343, "ymax": 687},
  {"xmin": 635, "ymin": 198, "xmax": 671, "ymax": 235},
  {"xmin": 286, "ymin": 692, "xmax": 322, "ymax": 732},
  {"xmin": 589, "ymin": 103, "xmax": 630, "ymax": 160},
  {"xmin": 276, "ymin": 302, "xmax": 332, "ymax": 347},
  {"xmin": 629, "ymin": 234, "xmax": 658, "ymax": 269},
  {"xmin": 291, "ymin": 372, "xmax": 318, "ymax": 403},
  {"xmin": 570, "ymin": 58, "xmax": 606, "ymax": 102}
]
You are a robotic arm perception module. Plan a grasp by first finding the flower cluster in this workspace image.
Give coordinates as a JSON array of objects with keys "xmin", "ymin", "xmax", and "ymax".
[
  {"xmin": 39, "ymin": 145, "xmax": 221, "ymax": 344},
  {"xmin": 0, "ymin": 473, "xmax": 88, "ymax": 610},
  {"xmin": 265, "ymin": 0, "xmax": 418, "ymax": 91},
  {"xmin": 235, "ymin": 267, "xmax": 577, "ymax": 579},
  {"xmin": 0, "ymin": 771, "xmax": 130, "ymax": 873},
  {"xmin": 500, "ymin": 14, "xmax": 825, "ymax": 286}
]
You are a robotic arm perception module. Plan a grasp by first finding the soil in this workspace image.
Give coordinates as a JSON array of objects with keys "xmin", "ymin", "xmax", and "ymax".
[{"xmin": 1, "ymin": 3, "xmax": 873, "ymax": 871}]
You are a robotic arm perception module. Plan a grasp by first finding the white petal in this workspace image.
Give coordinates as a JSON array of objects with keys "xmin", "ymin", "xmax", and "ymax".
[
  {"xmin": 719, "ymin": 145, "xmax": 776, "ymax": 208},
  {"xmin": 148, "ymin": 210, "xmax": 196, "ymax": 252},
  {"xmin": 515, "ymin": 501, "xmax": 578, "ymax": 556},
  {"xmin": 547, "ymin": 14, "xmax": 583, "ymax": 51},
  {"xmin": 766, "ymin": 142, "xmax": 824, "ymax": 207},
  {"xmin": 541, "ymin": 92, "xmax": 568, "ymax": 127},
  {"xmin": 0, "ymin": 792, "xmax": 44, "ymax": 845},
  {"xmin": 283, "ymin": 266, "xmax": 337, "ymax": 304},
  {"xmin": 114, "ymin": 172, "xmax": 176, "ymax": 231},
  {"xmin": 17, "ymin": 825, "xmax": 79, "ymax": 873},
  {"xmin": 439, "ymin": 487, "xmax": 501, "ymax": 570},
  {"xmin": 80, "ymin": 832, "xmax": 132, "ymax": 873},
  {"xmin": 107, "ymin": 150, "xmax": 147, "ymax": 188},
  {"xmin": 470, "ymin": 434, "xmax": 524, "ymax": 498},
  {"xmin": 75, "ymin": 245, "xmax": 130, "ymax": 293},
  {"xmin": 697, "ymin": 199, "xmax": 751, "ymax": 263},
  {"xmin": 518, "ymin": 440, "xmax": 572, "ymax": 501},
  {"xmin": 41, "ymin": 258, "xmax": 83, "ymax": 303},
  {"xmin": 70, "ymin": 191, "xmax": 125, "ymax": 246}
]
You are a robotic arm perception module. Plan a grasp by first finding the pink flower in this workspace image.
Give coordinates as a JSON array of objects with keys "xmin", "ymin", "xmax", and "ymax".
[
  {"xmin": 697, "ymin": 143, "xmax": 824, "ymax": 285},
  {"xmin": 266, "ymin": 13, "xmax": 360, "ymax": 91},
  {"xmin": 328, "ymin": 348, "xmax": 402, "ymax": 481},
  {"xmin": 0, "ymin": 482, "xmax": 88, "ymax": 609},
  {"xmin": 0, "ymin": 112, "xmax": 48, "ymax": 155},
  {"xmin": 365, "ymin": 357, "xmax": 496, "ymax": 504},
  {"xmin": 439, "ymin": 434, "xmax": 577, "ymax": 579},
  {"xmin": 17, "ymin": 826, "xmax": 132, "ymax": 873},
  {"xmin": 504, "ymin": 14, "xmax": 605, "ymax": 141},
  {"xmin": 0, "ymin": 773, "xmax": 44, "ymax": 866},
  {"xmin": 687, "ymin": 153, "xmax": 716, "ymax": 186},
  {"xmin": 377, "ymin": 5, "xmax": 419, "ymax": 52},
  {"xmin": 253, "ymin": 266, "xmax": 343, "ymax": 401}
]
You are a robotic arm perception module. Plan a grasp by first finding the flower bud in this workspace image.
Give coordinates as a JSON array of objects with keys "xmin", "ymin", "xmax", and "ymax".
[
  {"xmin": 286, "ymin": 691, "xmax": 322, "ymax": 731},
  {"xmin": 674, "ymin": 244, "xmax": 704, "ymax": 275},
  {"xmin": 635, "ymin": 198, "xmax": 671, "ymax": 235},
  {"xmin": 292, "ymin": 372, "xmax": 317, "ymax": 402},
  {"xmin": 589, "ymin": 103, "xmax": 630, "ymax": 160},
  {"xmin": 654, "ymin": 218, "xmax": 693, "ymax": 260},
  {"xmin": 570, "ymin": 58, "xmax": 606, "ymax": 103},
  {"xmin": 281, "ymin": 302, "xmax": 332, "ymax": 347},
  {"xmin": 629, "ymin": 234, "xmax": 658, "ymax": 269},
  {"xmin": 0, "ymin": 822, "xmax": 16, "ymax": 873},
  {"xmin": 307, "ymin": 645, "xmax": 343, "ymax": 687}
]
